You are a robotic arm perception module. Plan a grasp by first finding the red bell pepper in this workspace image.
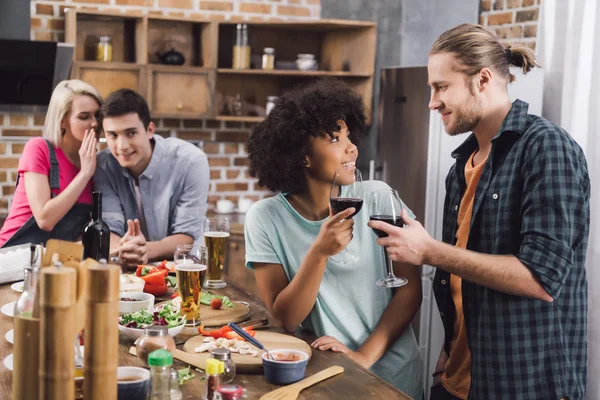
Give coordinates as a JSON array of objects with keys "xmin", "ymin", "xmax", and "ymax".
[
  {"xmin": 224, "ymin": 330, "xmax": 256, "ymax": 341},
  {"xmin": 144, "ymin": 280, "xmax": 168, "ymax": 296}
]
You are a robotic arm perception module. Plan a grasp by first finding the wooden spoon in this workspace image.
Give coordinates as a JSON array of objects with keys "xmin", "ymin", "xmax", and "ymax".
[{"xmin": 259, "ymin": 366, "xmax": 344, "ymax": 400}]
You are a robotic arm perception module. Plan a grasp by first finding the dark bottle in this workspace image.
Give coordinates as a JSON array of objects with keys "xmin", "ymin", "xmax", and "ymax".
[{"xmin": 82, "ymin": 191, "xmax": 110, "ymax": 261}]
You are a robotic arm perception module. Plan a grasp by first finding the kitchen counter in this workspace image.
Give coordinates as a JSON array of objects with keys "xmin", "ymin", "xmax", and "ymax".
[{"xmin": 0, "ymin": 277, "xmax": 412, "ymax": 399}]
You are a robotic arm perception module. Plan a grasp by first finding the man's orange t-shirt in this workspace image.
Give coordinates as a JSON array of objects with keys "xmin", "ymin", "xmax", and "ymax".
[{"xmin": 440, "ymin": 150, "xmax": 487, "ymax": 399}]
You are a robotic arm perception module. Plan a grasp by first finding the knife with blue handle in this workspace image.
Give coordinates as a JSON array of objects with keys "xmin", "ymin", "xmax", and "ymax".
[{"xmin": 228, "ymin": 322, "xmax": 275, "ymax": 359}]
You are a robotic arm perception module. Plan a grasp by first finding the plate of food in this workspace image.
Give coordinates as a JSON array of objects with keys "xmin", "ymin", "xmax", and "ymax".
[
  {"xmin": 182, "ymin": 329, "xmax": 312, "ymax": 374},
  {"xmin": 118, "ymin": 301, "xmax": 186, "ymax": 340},
  {"xmin": 1, "ymin": 302, "xmax": 15, "ymax": 318}
]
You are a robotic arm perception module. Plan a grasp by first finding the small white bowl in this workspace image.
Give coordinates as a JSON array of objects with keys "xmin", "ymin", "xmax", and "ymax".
[
  {"xmin": 118, "ymin": 323, "xmax": 185, "ymax": 340},
  {"xmin": 119, "ymin": 292, "xmax": 155, "ymax": 316}
]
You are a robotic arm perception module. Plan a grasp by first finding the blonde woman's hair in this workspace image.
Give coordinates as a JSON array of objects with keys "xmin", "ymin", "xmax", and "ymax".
[
  {"xmin": 430, "ymin": 23, "xmax": 539, "ymax": 83},
  {"xmin": 44, "ymin": 79, "xmax": 102, "ymax": 146}
]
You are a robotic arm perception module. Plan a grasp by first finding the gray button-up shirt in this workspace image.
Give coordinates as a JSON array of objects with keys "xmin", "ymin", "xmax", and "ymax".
[{"xmin": 94, "ymin": 135, "xmax": 209, "ymax": 243}]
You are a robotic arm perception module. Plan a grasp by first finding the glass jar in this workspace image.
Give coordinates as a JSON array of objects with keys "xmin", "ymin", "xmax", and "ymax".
[
  {"xmin": 262, "ymin": 47, "xmax": 275, "ymax": 70},
  {"xmin": 148, "ymin": 349, "xmax": 172, "ymax": 400},
  {"xmin": 203, "ymin": 359, "xmax": 224, "ymax": 400},
  {"xmin": 137, "ymin": 326, "xmax": 176, "ymax": 366},
  {"xmin": 14, "ymin": 265, "xmax": 39, "ymax": 317},
  {"xmin": 96, "ymin": 35, "xmax": 113, "ymax": 62},
  {"xmin": 266, "ymin": 96, "xmax": 278, "ymax": 116},
  {"xmin": 215, "ymin": 385, "xmax": 248, "ymax": 400},
  {"xmin": 210, "ymin": 348, "xmax": 235, "ymax": 384}
]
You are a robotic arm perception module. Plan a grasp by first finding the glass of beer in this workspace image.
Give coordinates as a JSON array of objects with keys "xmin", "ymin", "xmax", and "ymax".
[
  {"xmin": 204, "ymin": 218, "xmax": 230, "ymax": 289},
  {"xmin": 174, "ymin": 245, "xmax": 208, "ymax": 326}
]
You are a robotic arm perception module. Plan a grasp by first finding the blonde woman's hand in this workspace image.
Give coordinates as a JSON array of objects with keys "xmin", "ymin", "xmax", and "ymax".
[{"xmin": 78, "ymin": 128, "xmax": 97, "ymax": 179}]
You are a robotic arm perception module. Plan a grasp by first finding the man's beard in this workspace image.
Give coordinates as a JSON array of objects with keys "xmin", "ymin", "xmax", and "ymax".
[{"xmin": 444, "ymin": 102, "xmax": 482, "ymax": 136}]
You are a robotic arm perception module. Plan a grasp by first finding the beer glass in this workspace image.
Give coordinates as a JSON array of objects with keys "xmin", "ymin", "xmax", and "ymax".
[
  {"xmin": 203, "ymin": 218, "xmax": 230, "ymax": 289},
  {"xmin": 174, "ymin": 245, "xmax": 208, "ymax": 326}
]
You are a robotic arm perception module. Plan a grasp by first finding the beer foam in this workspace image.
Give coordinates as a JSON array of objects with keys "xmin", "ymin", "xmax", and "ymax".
[
  {"xmin": 175, "ymin": 263, "xmax": 207, "ymax": 272},
  {"xmin": 204, "ymin": 231, "xmax": 230, "ymax": 238}
]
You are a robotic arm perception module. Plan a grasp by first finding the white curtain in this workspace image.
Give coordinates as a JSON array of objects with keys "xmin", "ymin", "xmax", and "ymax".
[{"xmin": 538, "ymin": 0, "xmax": 600, "ymax": 398}]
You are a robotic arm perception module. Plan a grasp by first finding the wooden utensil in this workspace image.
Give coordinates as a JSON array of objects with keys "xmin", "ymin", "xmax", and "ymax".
[
  {"xmin": 129, "ymin": 346, "xmax": 207, "ymax": 370},
  {"xmin": 259, "ymin": 366, "xmax": 344, "ymax": 400},
  {"xmin": 155, "ymin": 299, "xmax": 251, "ymax": 329},
  {"xmin": 182, "ymin": 331, "xmax": 312, "ymax": 374}
]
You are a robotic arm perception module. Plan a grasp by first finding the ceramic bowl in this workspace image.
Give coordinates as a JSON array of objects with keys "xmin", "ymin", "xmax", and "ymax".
[
  {"xmin": 118, "ymin": 322, "xmax": 184, "ymax": 340},
  {"xmin": 262, "ymin": 349, "xmax": 309, "ymax": 385},
  {"xmin": 118, "ymin": 292, "xmax": 155, "ymax": 316},
  {"xmin": 117, "ymin": 366, "xmax": 150, "ymax": 400}
]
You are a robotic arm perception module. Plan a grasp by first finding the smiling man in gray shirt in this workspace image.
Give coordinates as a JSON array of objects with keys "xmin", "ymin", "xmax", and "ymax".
[{"xmin": 95, "ymin": 89, "xmax": 209, "ymax": 267}]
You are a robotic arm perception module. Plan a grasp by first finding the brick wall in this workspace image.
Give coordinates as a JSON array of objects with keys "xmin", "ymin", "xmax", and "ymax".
[
  {"xmin": 0, "ymin": 0, "xmax": 321, "ymax": 215},
  {"xmin": 480, "ymin": 0, "xmax": 540, "ymax": 50}
]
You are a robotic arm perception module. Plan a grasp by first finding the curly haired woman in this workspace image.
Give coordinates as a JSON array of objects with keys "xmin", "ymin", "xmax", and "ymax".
[{"xmin": 244, "ymin": 79, "xmax": 423, "ymax": 399}]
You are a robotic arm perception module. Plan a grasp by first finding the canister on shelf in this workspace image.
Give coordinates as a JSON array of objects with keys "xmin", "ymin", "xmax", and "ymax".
[
  {"xmin": 96, "ymin": 36, "xmax": 113, "ymax": 62},
  {"xmin": 262, "ymin": 47, "xmax": 275, "ymax": 70}
]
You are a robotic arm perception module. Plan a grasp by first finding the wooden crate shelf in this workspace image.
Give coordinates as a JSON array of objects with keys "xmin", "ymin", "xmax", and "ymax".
[{"xmin": 65, "ymin": 9, "xmax": 376, "ymax": 122}]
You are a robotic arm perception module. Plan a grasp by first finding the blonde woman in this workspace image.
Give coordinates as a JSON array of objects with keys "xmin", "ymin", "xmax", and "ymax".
[{"xmin": 0, "ymin": 80, "xmax": 101, "ymax": 247}]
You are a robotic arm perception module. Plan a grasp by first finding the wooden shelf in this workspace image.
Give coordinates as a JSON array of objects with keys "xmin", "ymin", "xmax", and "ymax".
[
  {"xmin": 215, "ymin": 116, "xmax": 264, "ymax": 123},
  {"xmin": 217, "ymin": 69, "xmax": 370, "ymax": 78}
]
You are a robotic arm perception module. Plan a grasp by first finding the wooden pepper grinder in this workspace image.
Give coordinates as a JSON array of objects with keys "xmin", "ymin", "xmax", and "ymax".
[
  {"xmin": 39, "ymin": 266, "xmax": 77, "ymax": 400},
  {"xmin": 83, "ymin": 262, "xmax": 120, "ymax": 400}
]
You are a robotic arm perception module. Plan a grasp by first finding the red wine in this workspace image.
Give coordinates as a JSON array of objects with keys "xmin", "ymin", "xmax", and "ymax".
[
  {"xmin": 82, "ymin": 191, "xmax": 110, "ymax": 261},
  {"xmin": 330, "ymin": 197, "xmax": 363, "ymax": 218},
  {"xmin": 369, "ymin": 215, "xmax": 404, "ymax": 237}
]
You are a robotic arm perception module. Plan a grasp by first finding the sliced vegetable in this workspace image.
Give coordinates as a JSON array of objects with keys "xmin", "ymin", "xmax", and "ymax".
[
  {"xmin": 200, "ymin": 292, "xmax": 235, "ymax": 308},
  {"xmin": 144, "ymin": 281, "xmax": 168, "ymax": 296},
  {"xmin": 177, "ymin": 366, "xmax": 195, "ymax": 385},
  {"xmin": 223, "ymin": 330, "xmax": 256, "ymax": 340},
  {"xmin": 156, "ymin": 260, "xmax": 168, "ymax": 271},
  {"xmin": 141, "ymin": 270, "xmax": 168, "ymax": 286},
  {"xmin": 165, "ymin": 275, "xmax": 177, "ymax": 288},
  {"xmin": 119, "ymin": 301, "xmax": 185, "ymax": 329},
  {"xmin": 171, "ymin": 292, "xmax": 180, "ymax": 299}
]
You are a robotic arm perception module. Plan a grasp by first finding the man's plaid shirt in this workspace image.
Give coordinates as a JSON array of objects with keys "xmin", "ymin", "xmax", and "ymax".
[{"xmin": 433, "ymin": 100, "xmax": 590, "ymax": 399}]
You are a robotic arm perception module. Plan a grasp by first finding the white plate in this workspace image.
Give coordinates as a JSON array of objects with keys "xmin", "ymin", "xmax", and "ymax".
[
  {"xmin": 10, "ymin": 281, "xmax": 24, "ymax": 293},
  {"xmin": 3, "ymin": 354, "xmax": 13, "ymax": 371},
  {"xmin": 1, "ymin": 302, "xmax": 15, "ymax": 318},
  {"xmin": 5, "ymin": 329, "xmax": 13, "ymax": 344}
]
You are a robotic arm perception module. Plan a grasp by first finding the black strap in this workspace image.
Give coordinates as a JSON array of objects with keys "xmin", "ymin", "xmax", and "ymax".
[{"xmin": 15, "ymin": 139, "xmax": 61, "ymax": 198}]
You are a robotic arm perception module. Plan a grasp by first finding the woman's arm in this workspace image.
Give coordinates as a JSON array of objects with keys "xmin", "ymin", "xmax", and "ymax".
[
  {"xmin": 25, "ymin": 131, "xmax": 96, "ymax": 231},
  {"xmin": 253, "ymin": 207, "xmax": 357, "ymax": 332},
  {"xmin": 311, "ymin": 261, "xmax": 421, "ymax": 368}
]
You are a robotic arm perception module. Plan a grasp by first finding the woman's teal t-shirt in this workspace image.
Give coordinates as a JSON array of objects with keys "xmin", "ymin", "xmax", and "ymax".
[{"xmin": 244, "ymin": 180, "xmax": 423, "ymax": 399}]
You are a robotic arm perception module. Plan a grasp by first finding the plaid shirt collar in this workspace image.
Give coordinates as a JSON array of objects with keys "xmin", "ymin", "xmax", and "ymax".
[{"xmin": 450, "ymin": 99, "xmax": 530, "ymax": 161}]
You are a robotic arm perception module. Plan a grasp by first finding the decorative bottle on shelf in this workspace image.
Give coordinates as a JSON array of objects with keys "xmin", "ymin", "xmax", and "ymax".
[
  {"xmin": 233, "ymin": 24, "xmax": 250, "ymax": 69},
  {"xmin": 82, "ymin": 191, "xmax": 110, "ymax": 261}
]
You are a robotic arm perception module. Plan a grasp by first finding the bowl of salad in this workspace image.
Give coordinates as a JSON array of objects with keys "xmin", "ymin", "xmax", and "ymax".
[{"xmin": 118, "ymin": 301, "xmax": 186, "ymax": 340}]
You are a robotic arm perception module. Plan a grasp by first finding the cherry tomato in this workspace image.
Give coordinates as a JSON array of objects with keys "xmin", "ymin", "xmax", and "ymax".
[{"xmin": 210, "ymin": 298, "xmax": 223, "ymax": 310}]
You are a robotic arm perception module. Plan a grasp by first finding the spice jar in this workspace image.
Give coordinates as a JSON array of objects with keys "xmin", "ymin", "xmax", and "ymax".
[
  {"xmin": 262, "ymin": 47, "xmax": 275, "ymax": 70},
  {"xmin": 96, "ymin": 36, "xmax": 113, "ymax": 62},
  {"xmin": 215, "ymin": 385, "xmax": 247, "ymax": 400},
  {"xmin": 210, "ymin": 348, "xmax": 235, "ymax": 384},
  {"xmin": 137, "ymin": 326, "xmax": 176, "ymax": 366},
  {"xmin": 203, "ymin": 359, "xmax": 224, "ymax": 400}
]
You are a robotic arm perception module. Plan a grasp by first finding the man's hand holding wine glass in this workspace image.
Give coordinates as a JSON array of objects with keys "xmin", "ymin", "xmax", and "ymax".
[{"xmin": 368, "ymin": 209, "xmax": 435, "ymax": 266}]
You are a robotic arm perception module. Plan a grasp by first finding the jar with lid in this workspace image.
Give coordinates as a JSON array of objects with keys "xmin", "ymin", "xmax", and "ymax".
[
  {"xmin": 96, "ymin": 35, "xmax": 113, "ymax": 62},
  {"xmin": 203, "ymin": 358, "xmax": 224, "ymax": 400},
  {"xmin": 262, "ymin": 47, "xmax": 275, "ymax": 70},
  {"xmin": 266, "ymin": 96, "xmax": 278, "ymax": 116},
  {"xmin": 210, "ymin": 347, "xmax": 235, "ymax": 383},
  {"xmin": 215, "ymin": 385, "xmax": 248, "ymax": 400},
  {"xmin": 148, "ymin": 349, "xmax": 172, "ymax": 400},
  {"xmin": 136, "ymin": 326, "xmax": 176, "ymax": 366}
]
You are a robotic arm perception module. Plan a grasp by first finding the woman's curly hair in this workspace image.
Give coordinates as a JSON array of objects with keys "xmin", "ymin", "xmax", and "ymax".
[{"xmin": 248, "ymin": 79, "xmax": 367, "ymax": 194}]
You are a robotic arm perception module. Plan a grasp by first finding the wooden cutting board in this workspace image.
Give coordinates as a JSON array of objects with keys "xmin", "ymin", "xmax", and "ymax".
[
  {"xmin": 182, "ymin": 331, "xmax": 312, "ymax": 374},
  {"xmin": 155, "ymin": 300, "xmax": 250, "ymax": 328}
]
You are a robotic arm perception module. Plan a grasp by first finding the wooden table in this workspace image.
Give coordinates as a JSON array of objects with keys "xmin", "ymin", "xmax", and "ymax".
[{"xmin": 0, "ymin": 277, "xmax": 412, "ymax": 399}]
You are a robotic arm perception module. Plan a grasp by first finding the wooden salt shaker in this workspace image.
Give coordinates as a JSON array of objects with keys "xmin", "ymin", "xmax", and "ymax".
[
  {"xmin": 83, "ymin": 262, "xmax": 120, "ymax": 400},
  {"xmin": 39, "ymin": 266, "xmax": 77, "ymax": 400}
]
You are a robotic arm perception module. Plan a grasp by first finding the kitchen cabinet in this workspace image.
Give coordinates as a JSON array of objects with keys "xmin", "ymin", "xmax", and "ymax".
[
  {"xmin": 224, "ymin": 233, "xmax": 258, "ymax": 297},
  {"xmin": 65, "ymin": 9, "xmax": 376, "ymax": 121}
]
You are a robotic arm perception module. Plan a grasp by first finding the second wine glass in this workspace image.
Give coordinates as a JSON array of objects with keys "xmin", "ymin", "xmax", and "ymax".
[
  {"xmin": 329, "ymin": 167, "xmax": 363, "ymax": 264},
  {"xmin": 370, "ymin": 189, "xmax": 408, "ymax": 288}
]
